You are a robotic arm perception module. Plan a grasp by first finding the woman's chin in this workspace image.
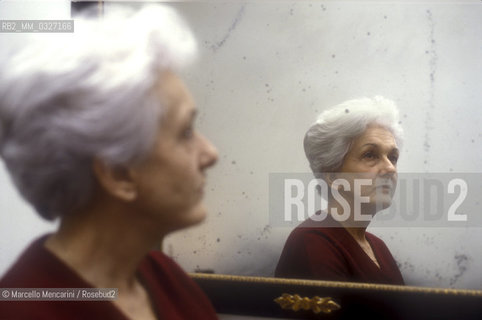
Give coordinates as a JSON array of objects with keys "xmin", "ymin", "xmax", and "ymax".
[
  {"xmin": 372, "ymin": 197, "xmax": 393, "ymax": 212},
  {"xmin": 180, "ymin": 204, "xmax": 209, "ymax": 228}
]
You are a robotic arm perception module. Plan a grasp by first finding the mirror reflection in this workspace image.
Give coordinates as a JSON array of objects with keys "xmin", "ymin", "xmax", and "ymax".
[
  {"xmin": 275, "ymin": 98, "xmax": 405, "ymax": 285},
  {"xmin": 162, "ymin": 0, "xmax": 481, "ymax": 290}
]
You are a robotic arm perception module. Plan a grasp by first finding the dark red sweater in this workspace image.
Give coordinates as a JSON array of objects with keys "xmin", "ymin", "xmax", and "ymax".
[
  {"xmin": 0, "ymin": 235, "xmax": 218, "ymax": 320},
  {"xmin": 275, "ymin": 217, "xmax": 405, "ymax": 285}
]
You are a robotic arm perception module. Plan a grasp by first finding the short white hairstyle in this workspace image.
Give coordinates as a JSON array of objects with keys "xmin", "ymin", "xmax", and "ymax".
[
  {"xmin": 0, "ymin": 5, "xmax": 197, "ymax": 220},
  {"xmin": 304, "ymin": 96, "xmax": 403, "ymax": 175}
]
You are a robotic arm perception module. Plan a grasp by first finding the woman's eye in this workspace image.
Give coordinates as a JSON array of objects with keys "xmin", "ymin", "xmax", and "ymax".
[
  {"xmin": 363, "ymin": 152, "xmax": 376, "ymax": 159},
  {"xmin": 389, "ymin": 155, "xmax": 399, "ymax": 164}
]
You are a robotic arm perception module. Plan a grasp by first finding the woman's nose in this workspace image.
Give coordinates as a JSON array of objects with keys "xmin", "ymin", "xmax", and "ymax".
[
  {"xmin": 379, "ymin": 156, "xmax": 397, "ymax": 176},
  {"xmin": 199, "ymin": 133, "xmax": 218, "ymax": 169}
]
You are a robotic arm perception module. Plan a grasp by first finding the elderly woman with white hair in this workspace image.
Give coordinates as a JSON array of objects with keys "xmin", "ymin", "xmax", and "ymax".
[
  {"xmin": 0, "ymin": 5, "xmax": 218, "ymax": 320},
  {"xmin": 275, "ymin": 97, "xmax": 405, "ymax": 285}
]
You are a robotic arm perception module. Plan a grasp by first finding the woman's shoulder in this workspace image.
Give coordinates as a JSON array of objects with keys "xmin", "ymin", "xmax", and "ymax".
[
  {"xmin": 279, "ymin": 218, "xmax": 350, "ymax": 262},
  {"xmin": 365, "ymin": 232, "xmax": 390, "ymax": 251},
  {"xmin": 0, "ymin": 234, "xmax": 84, "ymax": 288},
  {"xmin": 289, "ymin": 217, "xmax": 349, "ymax": 244},
  {"xmin": 0, "ymin": 235, "xmax": 116, "ymax": 320}
]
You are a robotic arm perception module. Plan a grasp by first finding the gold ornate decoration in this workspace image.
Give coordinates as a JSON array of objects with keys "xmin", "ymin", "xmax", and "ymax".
[
  {"xmin": 190, "ymin": 273, "xmax": 482, "ymax": 297},
  {"xmin": 274, "ymin": 293, "xmax": 341, "ymax": 314}
]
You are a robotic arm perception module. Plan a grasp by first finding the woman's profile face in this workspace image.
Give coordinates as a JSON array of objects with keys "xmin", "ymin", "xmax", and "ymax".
[
  {"xmin": 131, "ymin": 71, "xmax": 218, "ymax": 232},
  {"xmin": 337, "ymin": 124, "xmax": 399, "ymax": 212}
]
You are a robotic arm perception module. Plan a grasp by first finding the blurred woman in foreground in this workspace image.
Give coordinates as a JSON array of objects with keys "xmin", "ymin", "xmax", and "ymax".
[{"xmin": 0, "ymin": 5, "xmax": 218, "ymax": 320}]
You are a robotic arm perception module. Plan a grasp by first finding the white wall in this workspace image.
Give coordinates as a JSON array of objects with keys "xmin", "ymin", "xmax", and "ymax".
[{"xmin": 1, "ymin": 1, "xmax": 481, "ymax": 290}]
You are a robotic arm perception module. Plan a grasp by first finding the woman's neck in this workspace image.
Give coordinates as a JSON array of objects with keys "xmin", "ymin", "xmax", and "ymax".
[
  {"xmin": 44, "ymin": 200, "xmax": 165, "ymax": 292},
  {"xmin": 339, "ymin": 225, "xmax": 367, "ymax": 242},
  {"xmin": 327, "ymin": 198, "xmax": 371, "ymax": 242}
]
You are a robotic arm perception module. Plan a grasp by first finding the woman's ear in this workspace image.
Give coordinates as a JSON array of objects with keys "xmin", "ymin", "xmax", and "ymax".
[{"xmin": 92, "ymin": 158, "xmax": 138, "ymax": 202}]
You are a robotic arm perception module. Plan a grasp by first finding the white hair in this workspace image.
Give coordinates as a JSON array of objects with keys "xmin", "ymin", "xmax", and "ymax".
[
  {"xmin": 0, "ymin": 5, "xmax": 197, "ymax": 220},
  {"xmin": 304, "ymin": 96, "xmax": 404, "ymax": 175}
]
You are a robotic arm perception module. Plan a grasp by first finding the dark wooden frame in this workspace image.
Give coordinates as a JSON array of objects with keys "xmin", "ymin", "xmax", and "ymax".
[{"xmin": 191, "ymin": 273, "xmax": 482, "ymax": 320}]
